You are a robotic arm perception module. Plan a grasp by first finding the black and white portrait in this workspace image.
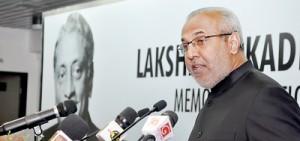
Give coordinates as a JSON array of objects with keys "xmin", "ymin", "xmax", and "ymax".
[{"xmin": 43, "ymin": 13, "xmax": 98, "ymax": 141}]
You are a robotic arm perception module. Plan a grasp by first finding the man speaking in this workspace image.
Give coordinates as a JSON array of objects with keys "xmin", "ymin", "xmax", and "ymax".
[{"xmin": 179, "ymin": 7, "xmax": 300, "ymax": 141}]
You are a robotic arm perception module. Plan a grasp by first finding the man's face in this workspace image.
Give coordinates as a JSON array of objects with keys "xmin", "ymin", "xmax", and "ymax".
[
  {"xmin": 181, "ymin": 13, "xmax": 232, "ymax": 88},
  {"xmin": 54, "ymin": 32, "xmax": 90, "ymax": 116}
]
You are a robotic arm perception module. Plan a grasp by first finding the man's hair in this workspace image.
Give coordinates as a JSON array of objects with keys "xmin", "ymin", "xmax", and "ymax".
[
  {"xmin": 54, "ymin": 12, "xmax": 94, "ymax": 68},
  {"xmin": 187, "ymin": 7, "xmax": 244, "ymax": 49}
]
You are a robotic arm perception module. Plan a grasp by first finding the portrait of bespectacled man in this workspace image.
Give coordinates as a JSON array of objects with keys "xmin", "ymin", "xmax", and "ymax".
[{"xmin": 43, "ymin": 12, "xmax": 99, "ymax": 141}]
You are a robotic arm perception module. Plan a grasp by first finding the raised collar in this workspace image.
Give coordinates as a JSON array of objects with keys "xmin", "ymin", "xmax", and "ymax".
[{"xmin": 210, "ymin": 60, "xmax": 254, "ymax": 95}]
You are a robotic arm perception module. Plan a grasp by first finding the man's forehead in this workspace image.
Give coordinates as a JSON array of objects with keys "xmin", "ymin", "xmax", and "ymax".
[
  {"xmin": 55, "ymin": 42, "xmax": 87, "ymax": 66},
  {"xmin": 182, "ymin": 14, "xmax": 220, "ymax": 36}
]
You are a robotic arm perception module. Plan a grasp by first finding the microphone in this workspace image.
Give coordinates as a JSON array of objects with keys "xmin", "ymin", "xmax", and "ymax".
[
  {"xmin": 49, "ymin": 114, "xmax": 89, "ymax": 141},
  {"xmin": 0, "ymin": 100, "xmax": 77, "ymax": 136},
  {"xmin": 161, "ymin": 111, "xmax": 178, "ymax": 128},
  {"xmin": 140, "ymin": 110, "xmax": 178, "ymax": 141},
  {"xmin": 151, "ymin": 100, "xmax": 167, "ymax": 113},
  {"xmin": 138, "ymin": 108, "xmax": 150, "ymax": 117},
  {"xmin": 142, "ymin": 134, "xmax": 156, "ymax": 141},
  {"xmin": 111, "ymin": 100, "xmax": 167, "ymax": 141},
  {"xmin": 95, "ymin": 107, "xmax": 138, "ymax": 141}
]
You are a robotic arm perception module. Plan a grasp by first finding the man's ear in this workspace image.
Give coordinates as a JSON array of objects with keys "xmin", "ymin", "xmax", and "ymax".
[
  {"xmin": 229, "ymin": 32, "xmax": 240, "ymax": 54},
  {"xmin": 87, "ymin": 61, "xmax": 94, "ymax": 98}
]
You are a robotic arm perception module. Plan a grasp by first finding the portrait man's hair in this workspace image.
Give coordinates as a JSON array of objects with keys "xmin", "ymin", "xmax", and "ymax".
[{"xmin": 54, "ymin": 12, "xmax": 94, "ymax": 77}]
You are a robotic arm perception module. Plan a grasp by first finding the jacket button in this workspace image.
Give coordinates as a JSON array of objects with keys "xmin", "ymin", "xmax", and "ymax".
[
  {"xmin": 207, "ymin": 100, "xmax": 213, "ymax": 107},
  {"xmin": 197, "ymin": 131, "xmax": 202, "ymax": 138}
]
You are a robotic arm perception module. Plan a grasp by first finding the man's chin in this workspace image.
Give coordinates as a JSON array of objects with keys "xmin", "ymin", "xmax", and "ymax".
[{"xmin": 197, "ymin": 79, "xmax": 214, "ymax": 89}]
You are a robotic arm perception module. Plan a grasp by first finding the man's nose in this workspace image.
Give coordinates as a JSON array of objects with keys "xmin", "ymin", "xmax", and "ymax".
[
  {"xmin": 185, "ymin": 44, "xmax": 199, "ymax": 60},
  {"xmin": 65, "ymin": 76, "xmax": 75, "ymax": 100}
]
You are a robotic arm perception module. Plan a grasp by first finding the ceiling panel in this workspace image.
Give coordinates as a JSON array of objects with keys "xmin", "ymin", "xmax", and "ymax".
[{"xmin": 0, "ymin": 0, "xmax": 95, "ymax": 29}]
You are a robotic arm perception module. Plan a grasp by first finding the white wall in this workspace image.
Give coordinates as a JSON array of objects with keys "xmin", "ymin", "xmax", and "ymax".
[{"xmin": 0, "ymin": 26, "xmax": 42, "ymax": 115}]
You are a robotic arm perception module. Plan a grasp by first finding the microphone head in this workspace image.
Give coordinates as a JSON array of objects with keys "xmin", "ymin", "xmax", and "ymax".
[
  {"xmin": 56, "ymin": 100, "xmax": 77, "ymax": 117},
  {"xmin": 116, "ymin": 107, "xmax": 138, "ymax": 129},
  {"xmin": 142, "ymin": 134, "xmax": 156, "ymax": 141},
  {"xmin": 153, "ymin": 100, "xmax": 167, "ymax": 112},
  {"xmin": 161, "ymin": 110, "xmax": 178, "ymax": 127},
  {"xmin": 138, "ymin": 108, "xmax": 150, "ymax": 117},
  {"xmin": 58, "ymin": 114, "xmax": 89, "ymax": 140}
]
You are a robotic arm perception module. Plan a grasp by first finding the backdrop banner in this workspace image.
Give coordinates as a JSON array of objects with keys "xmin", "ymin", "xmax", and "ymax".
[{"xmin": 41, "ymin": 0, "xmax": 300, "ymax": 140}]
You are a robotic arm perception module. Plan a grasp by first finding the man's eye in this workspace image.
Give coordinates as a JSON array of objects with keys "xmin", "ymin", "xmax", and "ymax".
[
  {"xmin": 196, "ymin": 37, "xmax": 205, "ymax": 44},
  {"xmin": 72, "ymin": 65, "xmax": 83, "ymax": 79},
  {"xmin": 182, "ymin": 44, "xmax": 189, "ymax": 49},
  {"xmin": 59, "ymin": 73, "xmax": 64, "ymax": 78},
  {"xmin": 57, "ymin": 68, "xmax": 66, "ymax": 81}
]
